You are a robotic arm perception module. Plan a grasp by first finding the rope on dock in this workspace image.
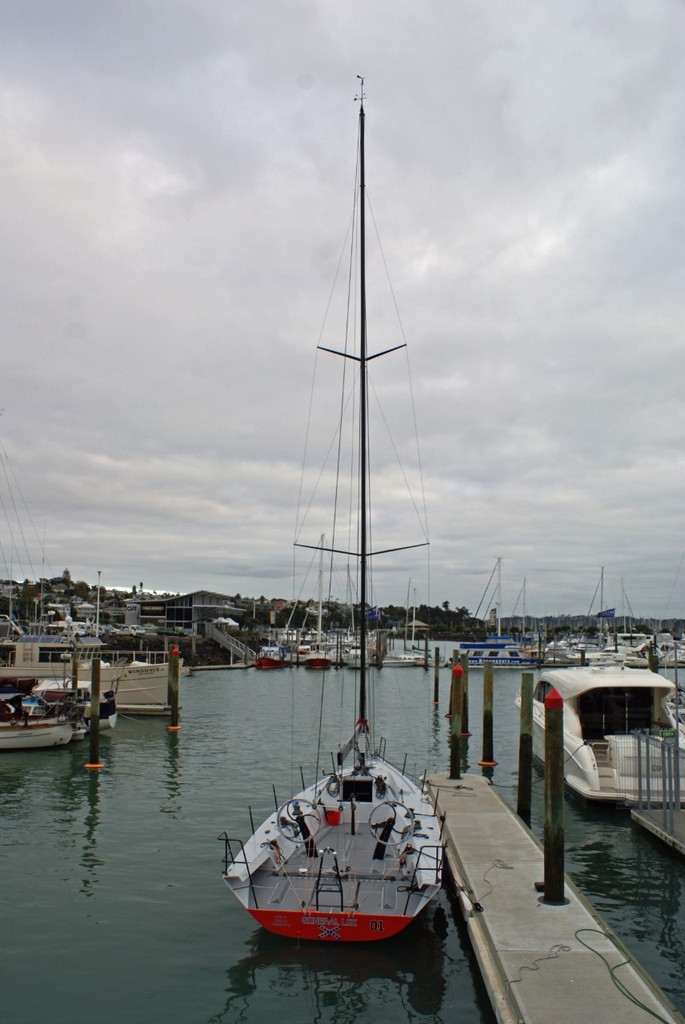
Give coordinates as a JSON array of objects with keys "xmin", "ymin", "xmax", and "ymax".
[{"xmin": 574, "ymin": 929, "xmax": 675, "ymax": 1024}]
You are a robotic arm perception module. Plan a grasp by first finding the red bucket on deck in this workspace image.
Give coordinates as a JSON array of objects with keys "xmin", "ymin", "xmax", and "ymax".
[{"xmin": 325, "ymin": 807, "xmax": 342, "ymax": 825}]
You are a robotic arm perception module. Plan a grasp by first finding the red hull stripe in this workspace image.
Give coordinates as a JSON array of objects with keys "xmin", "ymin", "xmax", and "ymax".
[{"xmin": 249, "ymin": 908, "xmax": 412, "ymax": 941}]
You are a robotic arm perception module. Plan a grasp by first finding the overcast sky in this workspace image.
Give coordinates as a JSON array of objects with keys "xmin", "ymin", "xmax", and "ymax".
[{"xmin": 1, "ymin": 1, "xmax": 684, "ymax": 621}]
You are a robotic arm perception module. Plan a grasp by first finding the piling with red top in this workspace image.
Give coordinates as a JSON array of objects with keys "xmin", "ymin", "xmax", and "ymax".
[
  {"xmin": 542, "ymin": 686, "xmax": 567, "ymax": 904},
  {"xmin": 460, "ymin": 654, "xmax": 471, "ymax": 736},
  {"xmin": 449, "ymin": 663, "xmax": 464, "ymax": 779}
]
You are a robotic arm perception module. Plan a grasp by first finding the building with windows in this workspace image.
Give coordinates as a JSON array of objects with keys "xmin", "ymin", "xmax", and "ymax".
[{"xmin": 125, "ymin": 591, "xmax": 243, "ymax": 634}]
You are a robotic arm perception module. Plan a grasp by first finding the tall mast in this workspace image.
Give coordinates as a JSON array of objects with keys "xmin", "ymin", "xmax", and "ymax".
[{"xmin": 358, "ymin": 79, "xmax": 368, "ymax": 726}]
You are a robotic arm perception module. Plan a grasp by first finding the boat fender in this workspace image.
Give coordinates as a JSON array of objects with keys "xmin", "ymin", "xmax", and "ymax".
[{"xmin": 457, "ymin": 888, "xmax": 484, "ymax": 918}]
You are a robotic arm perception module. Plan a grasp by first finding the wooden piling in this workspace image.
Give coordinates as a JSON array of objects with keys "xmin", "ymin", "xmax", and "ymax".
[
  {"xmin": 517, "ymin": 671, "xmax": 534, "ymax": 824},
  {"xmin": 167, "ymin": 646, "xmax": 181, "ymax": 731},
  {"xmin": 449, "ymin": 663, "xmax": 464, "ymax": 779},
  {"xmin": 460, "ymin": 653, "xmax": 471, "ymax": 736},
  {"xmin": 479, "ymin": 662, "xmax": 497, "ymax": 766},
  {"xmin": 84, "ymin": 657, "xmax": 103, "ymax": 770},
  {"xmin": 432, "ymin": 646, "xmax": 440, "ymax": 704},
  {"xmin": 446, "ymin": 649, "xmax": 459, "ymax": 717},
  {"xmin": 542, "ymin": 687, "xmax": 567, "ymax": 904}
]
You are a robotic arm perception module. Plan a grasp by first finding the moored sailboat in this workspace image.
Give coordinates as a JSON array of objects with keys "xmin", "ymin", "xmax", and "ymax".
[
  {"xmin": 303, "ymin": 536, "xmax": 333, "ymax": 670},
  {"xmin": 0, "ymin": 686, "xmax": 85, "ymax": 749},
  {"xmin": 254, "ymin": 644, "xmax": 290, "ymax": 670},
  {"xmin": 219, "ymin": 83, "xmax": 443, "ymax": 941}
]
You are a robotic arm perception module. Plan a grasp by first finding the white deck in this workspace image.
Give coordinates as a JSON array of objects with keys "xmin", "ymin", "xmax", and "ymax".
[{"xmin": 223, "ymin": 757, "xmax": 443, "ymax": 922}]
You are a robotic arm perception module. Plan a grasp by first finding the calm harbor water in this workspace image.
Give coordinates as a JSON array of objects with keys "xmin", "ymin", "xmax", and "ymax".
[{"xmin": 2, "ymin": 661, "xmax": 685, "ymax": 1023}]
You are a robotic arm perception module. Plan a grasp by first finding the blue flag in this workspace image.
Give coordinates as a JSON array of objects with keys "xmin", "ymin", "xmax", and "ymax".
[
  {"xmin": 366, "ymin": 606, "xmax": 380, "ymax": 621},
  {"xmin": 597, "ymin": 608, "xmax": 615, "ymax": 618}
]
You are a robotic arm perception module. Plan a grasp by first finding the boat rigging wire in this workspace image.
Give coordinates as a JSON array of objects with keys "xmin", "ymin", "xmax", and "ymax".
[
  {"xmin": 472, "ymin": 560, "xmax": 499, "ymax": 622},
  {"xmin": 0, "ymin": 438, "xmax": 51, "ymax": 582}
]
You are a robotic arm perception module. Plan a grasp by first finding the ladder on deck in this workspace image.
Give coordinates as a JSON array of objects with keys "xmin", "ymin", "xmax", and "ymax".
[{"xmin": 314, "ymin": 848, "xmax": 344, "ymax": 911}]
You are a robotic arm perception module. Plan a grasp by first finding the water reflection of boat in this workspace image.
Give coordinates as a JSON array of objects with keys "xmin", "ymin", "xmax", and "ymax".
[{"xmin": 217, "ymin": 901, "xmax": 449, "ymax": 1021}]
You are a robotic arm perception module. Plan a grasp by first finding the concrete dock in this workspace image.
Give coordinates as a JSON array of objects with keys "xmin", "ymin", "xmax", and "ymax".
[{"xmin": 428, "ymin": 773, "xmax": 684, "ymax": 1024}]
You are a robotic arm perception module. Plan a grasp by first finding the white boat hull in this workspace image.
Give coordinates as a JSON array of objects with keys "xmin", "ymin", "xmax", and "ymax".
[
  {"xmin": 0, "ymin": 719, "xmax": 76, "ymax": 749},
  {"xmin": 457, "ymin": 639, "xmax": 538, "ymax": 668}
]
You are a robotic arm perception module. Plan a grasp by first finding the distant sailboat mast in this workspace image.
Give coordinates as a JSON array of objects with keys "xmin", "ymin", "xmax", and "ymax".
[
  {"xmin": 316, "ymin": 534, "xmax": 324, "ymax": 647},
  {"xmin": 404, "ymin": 578, "xmax": 411, "ymax": 652},
  {"xmin": 522, "ymin": 576, "xmax": 526, "ymax": 636}
]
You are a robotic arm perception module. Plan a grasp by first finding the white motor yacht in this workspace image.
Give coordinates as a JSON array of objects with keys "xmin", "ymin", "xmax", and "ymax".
[{"xmin": 521, "ymin": 665, "xmax": 684, "ymax": 804}]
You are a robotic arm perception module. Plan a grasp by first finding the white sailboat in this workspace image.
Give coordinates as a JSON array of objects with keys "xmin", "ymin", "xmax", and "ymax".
[
  {"xmin": 0, "ymin": 685, "xmax": 84, "ymax": 749},
  {"xmin": 382, "ymin": 580, "xmax": 425, "ymax": 668},
  {"xmin": 303, "ymin": 536, "xmax": 333, "ymax": 670},
  {"xmin": 219, "ymin": 82, "xmax": 443, "ymax": 942}
]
